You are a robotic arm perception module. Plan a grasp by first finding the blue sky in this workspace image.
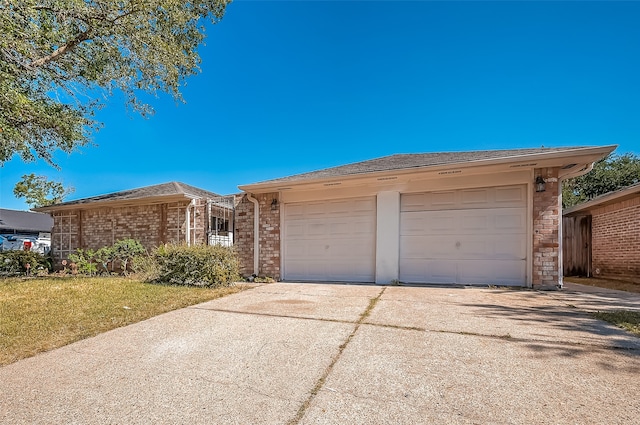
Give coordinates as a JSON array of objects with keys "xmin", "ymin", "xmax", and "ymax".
[{"xmin": 2, "ymin": 0, "xmax": 639, "ymax": 210}]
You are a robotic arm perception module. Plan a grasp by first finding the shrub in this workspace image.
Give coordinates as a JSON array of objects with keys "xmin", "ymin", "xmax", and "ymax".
[
  {"xmin": 68, "ymin": 249, "xmax": 98, "ymax": 276},
  {"xmin": 0, "ymin": 250, "xmax": 52, "ymax": 276},
  {"xmin": 94, "ymin": 246, "xmax": 116, "ymax": 274},
  {"xmin": 134, "ymin": 244, "xmax": 239, "ymax": 287},
  {"xmin": 112, "ymin": 239, "xmax": 146, "ymax": 275}
]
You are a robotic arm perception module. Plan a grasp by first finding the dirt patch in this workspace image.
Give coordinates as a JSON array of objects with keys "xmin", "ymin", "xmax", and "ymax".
[{"xmin": 564, "ymin": 277, "xmax": 640, "ymax": 294}]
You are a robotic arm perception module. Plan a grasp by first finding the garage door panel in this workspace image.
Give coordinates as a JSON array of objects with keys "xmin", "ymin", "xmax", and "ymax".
[
  {"xmin": 399, "ymin": 259, "xmax": 457, "ymax": 284},
  {"xmin": 457, "ymin": 260, "xmax": 525, "ymax": 285},
  {"xmin": 494, "ymin": 239, "xmax": 527, "ymax": 259},
  {"xmin": 494, "ymin": 209, "xmax": 527, "ymax": 231},
  {"xmin": 460, "ymin": 188, "xmax": 489, "ymax": 206},
  {"xmin": 284, "ymin": 197, "xmax": 375, "ymax": 282},
  {"xmin": 402, "ymin": 186, "xmax": 526, "ymax": 212},
  {"xmin": 495, "ymin": 186, "xmax": 526, "ymax": 204},
  {"xmin": 399, "ymin": 185, "xmax": 527, "ymax": 286}
]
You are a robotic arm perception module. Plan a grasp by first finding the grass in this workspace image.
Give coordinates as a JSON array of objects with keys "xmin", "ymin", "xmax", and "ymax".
[
  {"xmin": 564, "ymin": 276, "xmax": 640, "ymax": 294},
  {"xmin": 592, "ymin": 311, "xmax": 640, "ymax": 337},
  {"xmin": 0, "ymin": 276, "xmax": 245, "ymax": 366}
]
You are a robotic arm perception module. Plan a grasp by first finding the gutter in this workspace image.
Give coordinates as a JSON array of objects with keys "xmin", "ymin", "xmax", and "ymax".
[{"xmin": 246, "ymin": 193, "xmax": 260, "ymax": 276}]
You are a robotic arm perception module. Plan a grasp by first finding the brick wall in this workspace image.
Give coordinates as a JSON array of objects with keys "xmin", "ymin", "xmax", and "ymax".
[
  {"xmin": 591, "ymin": 196, "xmax": 640, "ymax": 282},
  {"xmin": 49, "ymin": 199, "xmax": 210, "ymax": 262},
  {"xmin": 532, "ymin": 167, "xmax": 561, "ymax": 289},
  {"xmin": 235, "ymin": 193, "xmax": 281, "ymax": 280}
]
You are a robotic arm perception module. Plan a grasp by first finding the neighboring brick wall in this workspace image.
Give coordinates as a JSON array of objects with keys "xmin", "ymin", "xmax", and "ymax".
[
  {"xmin": 234, "ymin": 193, "xmax": 281, "ymax": 280},
  {"xmin": 49, "ymin": 199, "xmax": 210, "ymax": 262},
  {"xmin": 591, "ymin": 196, "xmax": 640, "ymax": 282},
  {"xmin": 532, "ymin": 167, "xmax": 561, "ymax": 289}
]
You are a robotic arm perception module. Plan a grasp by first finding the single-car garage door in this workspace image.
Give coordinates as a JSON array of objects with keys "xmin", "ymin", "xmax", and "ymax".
[
  {"xmin": 399, "ymin": 185, "xmax": 527, "ymax": 285},
  {"xmin": 283, "ymin": 197, "xmax": 376, "ymax": 282}
]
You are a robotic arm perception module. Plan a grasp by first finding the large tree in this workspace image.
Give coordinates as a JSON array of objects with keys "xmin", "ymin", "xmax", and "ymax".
[
  {"xmin": 0, "ymin": 0, "xmax": 229, "ymax": 166},
  {"xmin": 13, "ymin": 173, "xmax": 74, "ymax": 207},
  {"xmin": 562, "ymin": 153, "xmax": 640, "ymax": 208}
]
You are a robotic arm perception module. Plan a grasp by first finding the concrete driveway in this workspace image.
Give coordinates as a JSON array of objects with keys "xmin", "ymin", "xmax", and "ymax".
[{"xmin": 1, "ymin": 282, "xmax": 639, "ymax": 424}]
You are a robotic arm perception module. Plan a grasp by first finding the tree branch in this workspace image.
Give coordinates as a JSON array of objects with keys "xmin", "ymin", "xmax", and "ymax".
[{"xmin": 30, "ymin": 30, "xmax": 92, "ymax": 68}]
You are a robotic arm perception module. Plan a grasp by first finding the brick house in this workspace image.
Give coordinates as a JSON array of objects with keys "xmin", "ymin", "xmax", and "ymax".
[
  {"xmin": 235, "ymin": 146, "xmax": 614, "ymax": 289},
  {"xmin": 34, "ymin": 182, "xmax": 234, "ymax": 263},
  {"xmin": 563, "ymin": 182, "xmax": 640, "ymax": 283}
]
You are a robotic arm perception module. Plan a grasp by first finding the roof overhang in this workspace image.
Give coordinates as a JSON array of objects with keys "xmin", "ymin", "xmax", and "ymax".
[
  {"xmin": 563, "ymin": 182, "xmax": 640, "ymax": 216},
  {"xmin": 32, "ymin": 194, "xmax": 198, "ymax": 213},
  {"xmin": 239, "ymin": 145, "xmax": 616, "ymax": 194}
]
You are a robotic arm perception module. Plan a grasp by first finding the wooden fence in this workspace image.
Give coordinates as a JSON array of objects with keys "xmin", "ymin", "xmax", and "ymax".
[{"xmin": 562, "ymin": 215, "xmax": 591, "ymax": 277}]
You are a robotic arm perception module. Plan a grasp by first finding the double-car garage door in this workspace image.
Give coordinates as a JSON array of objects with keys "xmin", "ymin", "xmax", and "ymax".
[{"xmin": 283, "ymin": 185, "xmax": 527, "ymax": 285}]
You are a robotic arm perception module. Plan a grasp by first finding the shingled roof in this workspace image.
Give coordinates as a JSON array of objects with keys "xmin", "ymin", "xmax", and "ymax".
[
  {"xmin": 246, "ymin": 146, "xmax": 592, "ymax": 186},
  {"xmin": 34, "ymin": 182, "xmax": 221, "ymax": 210},
  {"xmin": 0, "ymin": 209, "xmax": 53, "ymax": 233}
]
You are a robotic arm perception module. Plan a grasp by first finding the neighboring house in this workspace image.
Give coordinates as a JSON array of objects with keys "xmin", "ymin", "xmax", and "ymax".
[
  {"xmin": 563, "ymin": 182, "xmax": 640, "ymax": 283},
  {"xmin": 33, "ymin": 182, "xmax": 234, "ymax": 263},
  {"xmin": 0, "ymin": 208, "xmax": 53, "ymax": 236},
  {"xmin": 0, "ymin": 208, "xmax": 54, "ymax": 253},
  {"xmin": 236, "ymin": 146, "xmax": 615, "ymax": 289}
]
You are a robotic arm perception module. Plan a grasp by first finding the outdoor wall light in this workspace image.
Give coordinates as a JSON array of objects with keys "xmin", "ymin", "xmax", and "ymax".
[
  {"xmin": 271, "ymin": 198, "xmax": 279, "ymax": 211},
  {"xmin": 535, "ymin": 176, "xmax": 546, "ymax": 192}
]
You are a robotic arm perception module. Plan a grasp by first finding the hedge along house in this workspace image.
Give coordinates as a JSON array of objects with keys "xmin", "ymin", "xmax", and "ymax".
[
  {"xmin": 34, "ymin": 182, "xmax": 234, "ymax": 263},
  {"xmin": 236, "ymin": 146, "xmax": 615, "ymax": 289},
  {"xmin": 563, "ymin": 182, "xmax": 640, "ymax": 283}
]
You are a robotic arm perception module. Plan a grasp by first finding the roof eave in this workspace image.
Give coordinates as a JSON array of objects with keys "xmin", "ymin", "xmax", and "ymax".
[
  {"xmin": 563, "ymin": 182, "xmax": 640, "ymax": 216},
  {"xmin": 32, "ymin": 194, "xmax": 195, "ymax": 212},
  {"xmin": 239, "ymin": 145, "xmax": 617, "ymax": 193}
]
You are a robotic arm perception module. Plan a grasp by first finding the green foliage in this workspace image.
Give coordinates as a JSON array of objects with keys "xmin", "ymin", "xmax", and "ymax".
[
  {"xmin": 592, "ymin": 310, "xmax": 640, "ymax": 337},
  {"xmin": 0, "ymin": 250, "xmax": 52, "ymax": 276},
  {"xmin": 94, "ymin": 245, "xmax": 115, "ymax": 273},
  {"xmin": 0, "ymin": 0, "xmax": 230, "ymax": 166},
  {"xmin": 562, "ymin": 153, "xmax": 640, "ymax": 208},
  {"xmin": 111, "ymin": 239, "xmax": 145, "ymax": 274},
  {"xmin": 68, "ymin": 248, "xmax": 98, "ymax": 276},
  {"xmin": 134, "ymin": 244, "xmax": 239, "ymax": 287},
  {"xmin": 13, "ymin": 173, "xmax": 74, "ymax": 207},
  {"xmin": 67, "ymin": 239, "xmax": 143, "ymax": 276}
]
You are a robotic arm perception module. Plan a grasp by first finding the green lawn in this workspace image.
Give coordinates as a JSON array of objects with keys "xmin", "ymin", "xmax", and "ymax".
[
  {"xmin": 592, "ymin": 310, "xmax": 640, "ymax": 337},
  {"xmin": 0, "ymin": 276, "xmax": 245, "ymax": 366}
]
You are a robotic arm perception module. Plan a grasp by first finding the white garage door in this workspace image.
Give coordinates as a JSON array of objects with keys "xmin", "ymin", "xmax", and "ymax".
[
  {"xmin": 399, "ymin": 185, "xmax": 527, "ymax": 286},
  {"xmin": 283, "ymin": 197, "xmax": 376, "ymax": 282}
]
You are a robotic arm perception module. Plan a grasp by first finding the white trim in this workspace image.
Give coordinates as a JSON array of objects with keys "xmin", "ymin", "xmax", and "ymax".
[{"xmin": 240, "ymin": 146, "xmax": 616, "ymax": 193}]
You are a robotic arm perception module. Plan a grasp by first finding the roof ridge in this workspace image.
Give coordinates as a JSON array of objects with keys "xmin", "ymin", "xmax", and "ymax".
[{"xmin": 172, "ymin": 181, "xmax": 184, "ymax": 194}]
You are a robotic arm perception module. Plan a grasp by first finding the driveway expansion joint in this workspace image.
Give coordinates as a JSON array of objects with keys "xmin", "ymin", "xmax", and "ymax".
[{"xmin": 286, "ymin": 287, "xmax": 387, "ymax": 425}]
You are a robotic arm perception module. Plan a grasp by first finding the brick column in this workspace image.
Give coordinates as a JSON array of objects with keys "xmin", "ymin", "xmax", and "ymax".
[
  {"xmin": 532, "ymin": 167, "xmax": 561, "ymax": 289},
  {"xmin": 234, "ymin": 194, "xmax": 255, "ymax": 277},
  {"xmin": 235, "ymin": 193, "xmax": 281, "ymax": 280},
  {"xmin": 256, "ymin": 192, "xmax": 281, "ymax": 280}
]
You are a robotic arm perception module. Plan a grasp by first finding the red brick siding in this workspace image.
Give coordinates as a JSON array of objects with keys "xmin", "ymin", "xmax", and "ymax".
[
  {"xmin": 532, "ymin": 167, "xmax": 561, "ymax": 289},
  {"xmin": 591, "ymin": 196, "xmax": 640, "ymax": 282},
  {"xmin": 234, "ymin": 194, "xmax": 254, "ymax": 277},
  {"xmin": 235, "ymin": 193, "xmax": 281, "ymax": 280},
  {"xmin": 49, "ymin": 200, "xmax": 210, "ymax": 262}
]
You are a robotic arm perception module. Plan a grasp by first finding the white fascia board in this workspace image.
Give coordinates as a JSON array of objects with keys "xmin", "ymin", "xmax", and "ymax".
[
  {"xmin": 239, "ymin": 145, "xmax": 617, "ymax": 194},
  {"xmin": 32, "ymin": 195, "xmax": 192, "ymax": 212}
]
